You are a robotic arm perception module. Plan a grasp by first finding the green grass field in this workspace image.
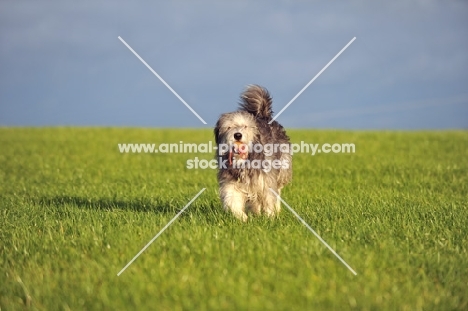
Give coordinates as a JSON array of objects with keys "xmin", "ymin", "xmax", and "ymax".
[{"xmin": 1, "ymin": 128, "xmax": 467, "ymax": 310}]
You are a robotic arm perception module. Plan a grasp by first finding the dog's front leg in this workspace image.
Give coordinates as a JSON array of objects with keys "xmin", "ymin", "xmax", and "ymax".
[
  {"xmin": 220, "ymin": 182, "xmax": 248, "ymax": 221},
  {"xmin": 263, "ymin": 188, "xmax": 281, "ymax": 217}
]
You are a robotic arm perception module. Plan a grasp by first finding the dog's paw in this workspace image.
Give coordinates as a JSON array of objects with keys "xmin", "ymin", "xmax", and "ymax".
[
  {"xmin": 232, "ymin": 211, "xmax": 248, "ymax": 222},
  {"xmin": 264, "ymin": 207, "xmax": 280, "ymax": 218}
]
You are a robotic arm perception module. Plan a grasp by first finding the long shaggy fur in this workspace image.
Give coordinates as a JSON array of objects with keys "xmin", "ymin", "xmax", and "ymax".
[
  {"xmin": 239, "ymin": 85, "xmax": 273, "ymax": 120},
  {"xmin": 214, "ymin": 85, "xmax": 292, "ymax": 221}
]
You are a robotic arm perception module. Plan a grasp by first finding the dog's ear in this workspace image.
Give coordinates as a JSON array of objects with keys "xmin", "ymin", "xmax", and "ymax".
[{"xmin": 214, "ymin": 120, "xmax": 220, "ymax": 145}]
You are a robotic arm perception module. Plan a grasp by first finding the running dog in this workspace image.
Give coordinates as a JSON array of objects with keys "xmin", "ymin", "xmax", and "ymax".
[{"xmin": 214, "ymin": 85, "xmax": 292, "ymax": 221}]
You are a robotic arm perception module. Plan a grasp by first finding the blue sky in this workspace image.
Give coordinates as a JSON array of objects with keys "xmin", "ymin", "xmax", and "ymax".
[{"xmin": 0, "ymin": 1, "xmax": 467, "ymax": 129}]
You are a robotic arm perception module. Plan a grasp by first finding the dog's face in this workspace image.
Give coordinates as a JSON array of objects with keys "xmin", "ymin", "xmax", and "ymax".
[{"xmin": 214, "ymin": 111, "xmax": 258, "ymax": 164}]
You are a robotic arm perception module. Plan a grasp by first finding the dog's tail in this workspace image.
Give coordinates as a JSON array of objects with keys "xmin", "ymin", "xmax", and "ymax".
[{"xmin": 239, "ymin": 85, "xmax": 273, "ymax": 121}]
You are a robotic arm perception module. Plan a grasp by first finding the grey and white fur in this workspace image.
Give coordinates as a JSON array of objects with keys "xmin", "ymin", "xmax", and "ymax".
[{"xmin": 214, "ymin": 85, "xmax": 292, "ymax": 221}]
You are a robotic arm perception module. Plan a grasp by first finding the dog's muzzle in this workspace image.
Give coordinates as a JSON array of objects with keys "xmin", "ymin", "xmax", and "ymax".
[{"xmin": 228, "ymin": 142, "xmax": 248, "ymax": 165}]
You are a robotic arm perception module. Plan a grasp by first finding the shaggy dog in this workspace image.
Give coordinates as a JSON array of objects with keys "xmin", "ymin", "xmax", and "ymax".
[{"xmin": 214, "ymin": 85, "xmax": 292, "ymax": 221}]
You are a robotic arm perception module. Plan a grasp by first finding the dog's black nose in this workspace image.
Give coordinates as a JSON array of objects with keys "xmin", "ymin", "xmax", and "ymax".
[{"xmin": 234, "ymin": 132, "xmax": 242, "ymax": 141}]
